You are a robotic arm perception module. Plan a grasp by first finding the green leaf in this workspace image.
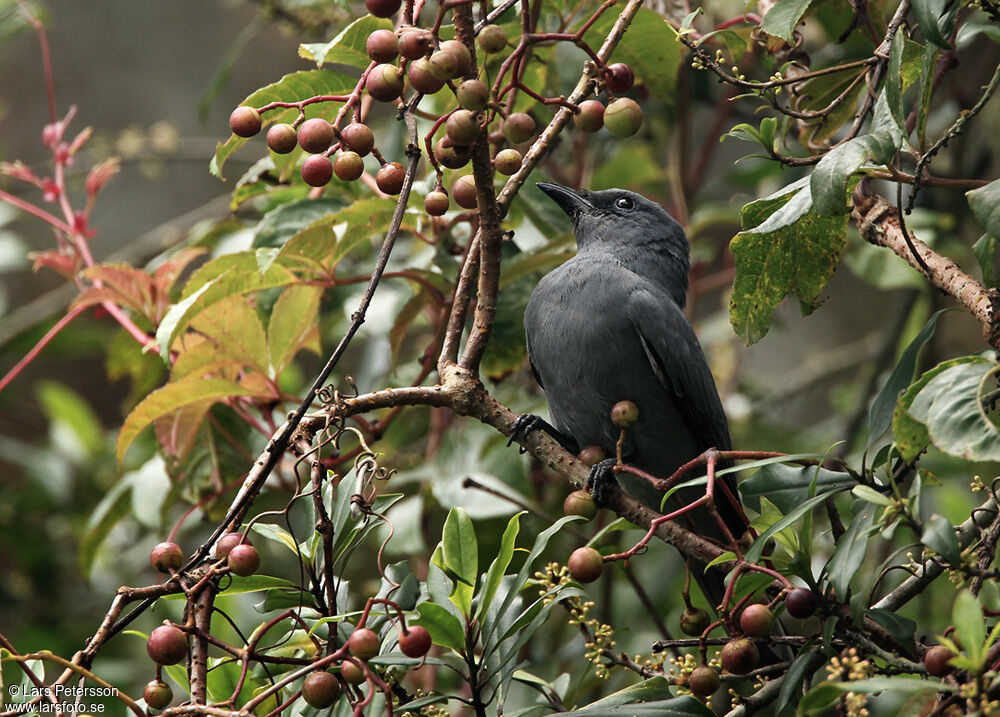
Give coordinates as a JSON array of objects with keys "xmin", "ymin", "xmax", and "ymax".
[
  {"xmin": 156, "ymin": 277, "xmax": 218, "ymax": 360},
  {"xmin": 776, "ymin": 647, "xmax": 822, "ymax": 714},
  {"xmin": 851, "ymin": 484, "xmax": 893, "ymax": 507},
  {"xmin": 907, "ymin": 359, "xmax": 1000, "ymax": 461},
  {"xmin": 953, "ymin": 589, "xmax": 986, "ymax": 668},
  {"xmin": 299, "ymin": 15, "xmax": 393, "ymax": 68},
  {"xmin": 810, "ymin": 131, "xmax": 897, "ymax": 217},
  {"xmin": 968, "ymin": 180, "xmax": 1000, "ymax": 286},
  {"xmin": 475, "ymin": 512, "xmax": 523, "ymax": 622},
  {"xmin": 574, "ymin": 676, "xmax": 676, "ymax": 709},
  {"xmin": 442, "ymin": 507, "xmax": 478, "ymax": 616},
  {"xmin": 885, "ymin": 32, "xmax": 907, "ymax": 134},
  {"xmin": 893, "ymin": 355, "xmax": 991, "ymax": 460},
  {"xmin": 267, "ymin": 285, "xmax": 321, "ymax": 377},
  {"xmin": 825, "ymin": 506, "xmax": 877, "ymax": 600},
  {"xmin": 250, "ymin": 523, "xmax": 302, "ymax": 555},
  {"xmin": 412, "ymin": 600, "xmax": 466, "ymax": 652},
  {"xmin": 746, "ymin": 488, "xmax": 848, "ymax": 563},
  {"xmin": 921, "ymin": 513, "xmax": 961, "ymax": 564},
  {"xmin": 80, "ymin": 477, "xmax": 133, "ymax": 575},
  {"xmin": 729, "ymin": 180, "xmax": 848, "ymax": 344},
  {"xmin": 37, "ymin": 380, "xmax": 103, "ymax": 457},
  {"xmin": 866, "ymin": 310, "xmax": 945, "ymax": 447},
  {"xmin": 583, "ymin": 8, "xmax": 682, "ymax": 102},
  {"xmin": 867, "ymin": 609, "xmax": 916, "ymax": 656},
  {"xmin": 572, "ymin": 695, "xmax": 715, "ymax": 716},
  {"xmin": 798, "ymin": 677, "xmax": 951, "ymax": 714},
  {"xmin": 116, "ymin": 377, "xmax": 253, "ymax": 464},
  {"xmin": 705, "ymin": 551, "xmax": 736, "ymax": 570},
  {"xmin": 913, "ymin": 0, "xmax": 956, "ymax": 49},
  {"xmin": 217, "ymin": 575, "xmax": 298, "ymax": 595},
  {"xmin": 254, "ymin": 198, "xmax": 347, "ymax": 250},
  {"xmin": 760, "ymin": 0, "xmax": 813, "ymax": 42},
  {"xmin": 740, "ymin": 461, "xmax": 856, "ymax": 514},
  {"xmin": 210, "ymin": 70, "xmax": 356, "ymax": 179}
]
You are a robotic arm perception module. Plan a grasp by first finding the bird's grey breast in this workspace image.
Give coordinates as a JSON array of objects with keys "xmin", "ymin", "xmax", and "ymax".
[{"xmin": 524, "ymin": 254, "xmax": 698, "ymax": 469}]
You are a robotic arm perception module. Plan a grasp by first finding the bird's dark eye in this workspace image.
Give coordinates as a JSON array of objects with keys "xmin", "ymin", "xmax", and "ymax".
[{"xmin": 614, "ymin": 196, "xmax": 635, "ymax": 210}]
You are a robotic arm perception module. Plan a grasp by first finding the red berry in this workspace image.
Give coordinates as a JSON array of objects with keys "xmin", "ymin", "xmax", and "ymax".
[
  {"xmin": 604, "ymin": 98, "xmax": 642, "ymax": 137},
  {"xmin": 215, "ymin": 532, "xmax": 252, "ymax": 560},
  {"xmin": 605, "ymin": 62, "xmax": 635, "ymax": 93},
  {"xmin": 408, "ymin": 58, "xmax": 446, "ymax": 94},
  {"xmin": 739, "ymin": 604, "xmax": 773, "ymax": 638},
  {"xmin": 348, "ymin": 628, "xmax": 381, "ymax": 660},
  {"xmin": 229, "ymin": 106, "xmax": 262, "ymax": 137},
  {"xmin": 365, "ymin": 0, "xmax": 401, "ymax": 18},
  {"xmin": 366, "ymin": 64, "xmax": 403, "ymax": 102},
  {"xmin": 150, "ymin": 542, "xmax": 183, "ymax": 573},
  {"xmin": 228, "ymin": 544, "xmax": 260, "ymax": 576},
  {"xmin": 457, "ymin": 80, "xmax": 489, "ymax": 111},
  {"xmin": 398, "ymin": 625, "xmax": 432, "ymax": 657},
  {"xmin": 680, "ymin": 607, "xmax": 710, "ymax": 636},
  {"xmin": 302, "ymin": 671, "xmax": 341, "ymax": 708},
  {"xmin": 428, "ymin": 50, "xmax": 458, "ymax": 81},
  {"xmin": 143, "ymin": 680, "xmax": 173, "ymax": 710},
  {"xmin": 334, "ymin": 151, "xmax": 365, "ymax": 181},
  {"xmin": 574, "ymin": 100, "xmax": 605, "ymax": 133},
  {"xmin": 147, "ymin": 625, "xmax": 188, "ymax": 666},
  {"xmin": 340, "ymin": 660, "xmax": 365, "ymax": 684},
  {"xmin": 297, "ymin": 118, "xmax": 334, "ymax": 153},
  {"xmin": 503, "ymin": 113, "xmax": 535, "ymax": 144},
  {"xmin": 266, "ymin": 123, "xmax": 298, "ymax": 154},
  {"xmin": 366, "ymin": 29, "xmax": 398, "ymax": 63},
  {"xmin": 924, "ymin": 645, "xmax": 956, "ymax": 677},
  {"xmin": 439, "ymin": 40, "xmax": 472, "ymax": 78},
  {"xmin": 478, "ymin": 24, "xmax": 508, "ymax": 54},
  {"xmin": 398, "ymin": 29, "xmax": 432, "ymax": 60},
  {"xmin": 376, "ymin": 162, "xmax": 405, "ymax": 195},
  {"xmin": 611, "ymin": 400, "xmax": 639, "ymax": 428},
  {"xmin": 568, "ymin": 547, "xmax": 603, "ymax": 583},
  {"xmin": 785, "ymin": 588, "xmax": 818, "ymax": 618},
  {"xmin": 563, "ymin": 490, "xmax": 597, "ymax": 520},
  {"xmin": 494, "ymin": 148, "xmax": 522, "ymax": 176},
  {"xmin": 302, "ymin": 155, "xmax": 334, "ymax": 187},
  {"xmin": 424, "ymin": 190, "xmax": 450, "ymax": 216},
  {"xmin": 721, "ymin": 638, "xmax": 759, "ymax": 675},
  {"xmin": 446, "ymin": 109, "xmax": 481, "ymax": 145},
  {"xmin": 339, "ymin": 123, "xmax": 375, "ymax": 156},
  {"xmin": 688, "ymin": 665, "xmax": 720, "ymax": 698},
  {"xmin": 578, "ymin": 445, "xmax": 606, "ymax": 467},
  {"xmin": 452, "ymin": 174, "xmax": 478, "ymax": 209},
  {"xmin": 434, "ymin": 137, "xmax": 471, "ymax": 169}
]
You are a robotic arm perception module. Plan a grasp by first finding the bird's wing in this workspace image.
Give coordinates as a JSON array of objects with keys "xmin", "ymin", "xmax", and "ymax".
[
  {"xmin": 524, "ymin": 330, "xmax": 544, "ymax": 389},
  {"xmin": 628, "ymin": 288, "xmax": 732, "ymax": 455}
]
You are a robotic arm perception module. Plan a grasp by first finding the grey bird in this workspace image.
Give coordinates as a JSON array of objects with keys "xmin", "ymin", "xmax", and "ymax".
[{"xmin": 517, "ymin": 182, "xmax": 745, "ymax": 600}]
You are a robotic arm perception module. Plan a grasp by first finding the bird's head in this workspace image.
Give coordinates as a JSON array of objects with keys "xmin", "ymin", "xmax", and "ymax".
[{"xmin": 536, "ymin": 182, "xmax": 690, "ymax": 303}]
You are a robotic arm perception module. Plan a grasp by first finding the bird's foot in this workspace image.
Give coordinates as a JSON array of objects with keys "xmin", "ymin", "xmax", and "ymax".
[
  {"xmin": 507, "ymin": 414, "xmax": 576, "ymax": 454},
  {"xmin": 586, "ymin": 458, "xmax": 618, "ymax": 503}
]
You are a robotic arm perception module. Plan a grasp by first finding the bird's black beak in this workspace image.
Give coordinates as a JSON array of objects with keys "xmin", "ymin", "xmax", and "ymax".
[{"xmin": 536, "ymin": 182, "xmax": 593, "ymax": 218}]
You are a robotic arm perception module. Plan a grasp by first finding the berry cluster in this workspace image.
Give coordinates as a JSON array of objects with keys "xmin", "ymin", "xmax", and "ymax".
[{"xmin": 227, "ymin": 0, "xmax": 644, "ymax": 218}]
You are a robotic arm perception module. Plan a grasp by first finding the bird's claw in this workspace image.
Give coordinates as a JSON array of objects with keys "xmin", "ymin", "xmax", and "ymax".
[
  {"xmin": 507, "ymin": 413, "xmax": 546, "ymax": 453},
  {"xmin": 586, "ymin": 458, "xmax": 618, "ymax": 503}
]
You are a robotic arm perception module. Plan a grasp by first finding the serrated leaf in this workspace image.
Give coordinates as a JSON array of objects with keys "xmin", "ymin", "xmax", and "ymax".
[
  {"xmin": 893, "ymin": 355, "xmax": 990, "ymax": 460},
  {"xmin": 189, "ymin": 294, "xmax": 269, "ymax": 375},
  {"xmin": 760, "ymin": 0, "xmax": 813, "ymax": 42},
  {"xmin": 922, "ymin": 513, "xmax": 961, "ymax": 564},
  {"xmin": 254, "ymin": 198, "xmax": 346, "ymax": 249},
  {"xmin": 907, "ymin": 359, "xmax": 1000, "ymax": 461},
  {"xmin": 211, "ymin": 70, "xmax": 356, "ymax": 179},
  {"xmin": 729, "ymin": 181, "xmax": 847, "ymax": 344},
  {"xmin": 116, "ymin": 377, "xmax": 254, "ymax": 464},
  {"xmin": 267, "ymin": 285, "xmax": 321, "ymax": 377},
  {"xmin": 299, "ymin": 15, "xmax": 393, "ymax": 68},
  {"xmin": 412, "ymin": 600, "xmax": 466, "ymax": 652},
  {"xmin": 157, "ymin": 277, "xmax": 218, "ymax": 360}
]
